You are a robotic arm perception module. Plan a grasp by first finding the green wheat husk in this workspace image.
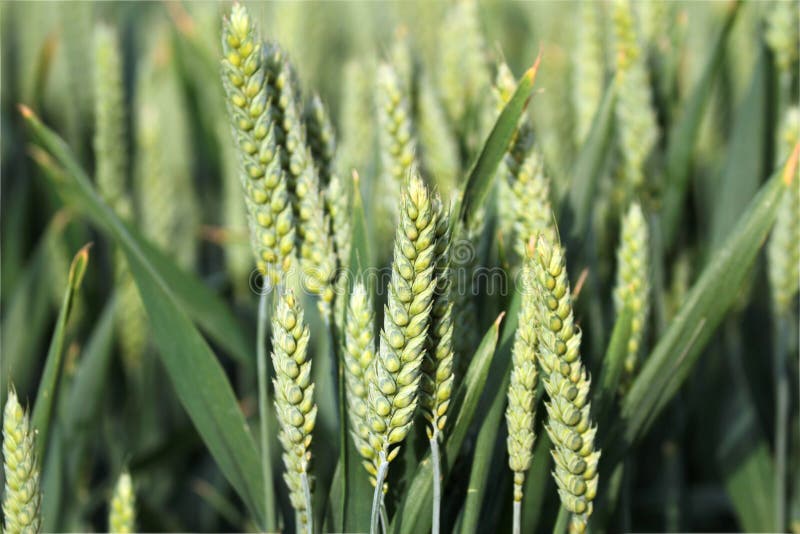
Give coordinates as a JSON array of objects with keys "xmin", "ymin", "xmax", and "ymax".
[
  {"xmin": 390, "ymin": 27, "xmax": 415, "ymax": 101},
  {"xmin": 264, "ymin": 44, "xmax": 337, "ymax": 318},
  {"xmin": 2, "ymin": 389, "xmax": 42, "ymax": 534},
  {"xmin": 421, "ymin": 198, "xmax": 455, "ymax": 440},
  {"xmin": 115, "ymin": 263, "xmax": 147, "ymax": 372},
  {"xmin": 376, "ymin": 61, "xmax": 417, "ymax": 224},
  {"xmin": 437, "ymin": 0, "xmax": 490, "ymax": 134},
  {"xmin": 221, "ymin": 5, "xmax": 295, "ymax": 284},
  {"xmin": 108, "ymin": 471, "xmax": 135, "ymax": 534},
  {"xmin": 271, "ymin": 290, "xmax": 317, "ymax": 529},
  {"xmin": 506, "ymin": 247, "xmax": 539, "ymax": 530},
  {"xmin": 417, "ymin": 71, "xmax": 460, "ymax": 196},
  {"xmin": 343, "ymin": 282, "xmax": 378, "ymax": 477},
  {"xmin": 339, "ymin": 59, "xmax": 375, "ymax": 177},
  {"xmin": 767, "ymin": 107, "xmax": 800, "ymax": 314},
  {"xmin": 765, "ymin": 0, "xmax": 800, "ymax": 76},
  {"xmin": 367, "ymin": 172, "xmax": 438, "ymax": 529},
  {"xmin": 572, "ymin": 1, "xmax": 606, "ymax": 146},
  {"xmin": 612, "ymin": 0, "xmax": 658, "ymax": 196},
  {"xmin": 451, "ymin": 210, "xmax": 483, "ymax": 376},
  {"xmin": 613, "ymin": 202, "xmax": 650, "ymax": 387},
  {"xmin": 508, "ymin": 150, "xmax": 556, "ymax": 263},
  {"xmin": 493, "ymin": 61, "xmax": 535, "ymax": 245},
  {"xmin": 93, "ymin": 24, "xmax": 130, "ymax": 220},
  {"xmin": 305, "ymin": 94, "xmax": 352, "ymax": 268},
  {"xmin": 532, "ymin": 234, "xmax": 601, "ymax": 534},
  {"xmin": 135, "ymin": 44, "xmax": 199, "ymax": 270}
]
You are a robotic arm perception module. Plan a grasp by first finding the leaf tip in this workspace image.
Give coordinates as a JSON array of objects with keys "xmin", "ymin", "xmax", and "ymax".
[
  {"xmin": 69, "ymin": 242, "xmax": 93, "ymax": 291},
  {"xmin": 782, "ymin": 142, "xmax": 799, "ymax": 186},
  {"xmin": 493, "ymin": 311, "xmax": 506, "ymax": 329},
  {"xmin": 17, "ymin": 104, "xmax": 35, "ymax": 120},
  {"xmin": 524, "ymin": 47, "xmax": 543, "ymax": 84}
]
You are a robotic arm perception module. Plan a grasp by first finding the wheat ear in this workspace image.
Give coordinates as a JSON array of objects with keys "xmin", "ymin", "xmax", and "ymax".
[
  {"xmin": 532, "ymin": 235, "xmax": 601, "ymax": 534},
  {"xmin": 506, "ymin": 248, "xmax": 539, "ymax": 534},
  {"xmin": 613, "ymin": 202, "xmax": 650, "ymax": 386},
  {"xmin": 221, "ymin": 5, "xmax": 295, "ymax": 284},
  {"xmin": 109, "ymin": 471, "xmax": 136, "ymax": 533},
  {"xmin": 2, "ymin": 389, "xmax": 41, "ymax": 534},
  {"xmin": 367, "ymin": 171, "xmax": 437, "ymax": 533},
  {"xmin": 271, "ymin": 290, "xmax": 317, "ymax": 531}
]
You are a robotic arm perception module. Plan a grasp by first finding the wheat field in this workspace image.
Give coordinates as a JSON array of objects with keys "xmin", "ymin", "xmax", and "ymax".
[{"xmin": 1, "ymin": 1, "xmax": 799, "ymax": 532}]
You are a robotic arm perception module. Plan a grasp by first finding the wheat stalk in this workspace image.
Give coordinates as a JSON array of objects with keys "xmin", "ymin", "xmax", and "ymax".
[
  {"xmin": 108, "ymin": 471, "xmax": 135, "ymax": 534},
  {"xmin": 367, "ymin": 171, "xmax": 437, "ymax": 533},
  {"xmin": 271, "ymin": 290, "xmax": 317, "ymax": 531},
  {"xmin": 613, "ymin": 202, "xmax": 650, "ymax": 387},
  {"xmin": 532, "ymin": 234, "xmax": 601, "ymax": 534},
  {"xmin": 2, "ymin": 390, "xmax": 41, "ymax": 534}
]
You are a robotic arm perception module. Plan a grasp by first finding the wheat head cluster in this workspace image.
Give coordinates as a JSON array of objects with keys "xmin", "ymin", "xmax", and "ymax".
[{"xmin": 2, "ymin": 0, "xmax": 799, "ymax": 533}]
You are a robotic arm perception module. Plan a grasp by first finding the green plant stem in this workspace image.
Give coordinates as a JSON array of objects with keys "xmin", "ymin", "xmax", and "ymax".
[
  {"xmin": 371, "ymin": 456, "xmax": 389, "ymax": 534},
  {"xmin": 256, "ymin": 288, "xmax": 276, "ymax": 530},
  {"xmin": 430, "ymin": 432, "xmax": 442, "ymax": 534},
  {"xmin": 513, "ymin": 497, "xmax": 522, "ymax": 534},
  {"xmin": 774, "ymin": 314, "xmax": 789, "ymax": 531},
  {"xmin": 302, "ymin": 472, "xmax": 313, "ymax": 534},
  {"xmin": 380, "ymin": 500, "xmax": 389, "ymax": 534},
  {"xmin": 552, "ymin": 506, "xmax": 569, "ymax": 534}
]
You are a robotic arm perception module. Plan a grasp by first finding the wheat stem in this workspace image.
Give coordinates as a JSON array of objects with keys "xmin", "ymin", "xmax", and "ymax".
[
  {"xmin": 513, "ymin": 498, "xmax": 522, "ymax": 534},
  {"xmin": 380, "ymin": 501, "xmax": 389, "ymax": 534},
  {"xmin": 302, "ymin": 471, "xmax": 313, "ymax": 534},
  {"xmin": 430, "ymin": 431, "xmax": 442, "ymax": 534},
  {"xmin": 256, "ymin": 287, "xmax": 276, "ymax": 528},
  {"xmin": 774, "ymin": 314, "xmax": 789, "ymax": 530},
  {"xmin": 370, "ymin": 455, "xmax": 389, "ymax": 534}
]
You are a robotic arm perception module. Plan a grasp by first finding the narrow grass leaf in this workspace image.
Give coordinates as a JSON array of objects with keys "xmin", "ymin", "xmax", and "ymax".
[
  {"xmin": 661, "ymin": 2, "xmax": 740, "ymax": 246},
  {"xmin": 31, "ymin": 243, "xmax": 90, "ymax": 459},
  {"xmin": 456, "ymin": 58, "xmax": 540, "ymax": 231},
  {"xmin": 594, "ymin": 306, "xmax": 633, "ymax": 426},
  {"xmin": 616, "ymin": 145, "xmax": 800, "ymax": 451},
  {"xmin": 561, "ymin": 81, "xmax": 616, "ymax": 239},
  {"xmin": 21, "ymin": 107, "xmax": 268, "ymax": 526},
  {"xmin": 392, "ymin": 315, "xmax": 503, "ymax": 534},
  {"xmin": 709, "ymin": 46, "xmax": 772, "ymax": 252},
  {"xmin": 21, "ymin": 106, "xmax": 252, "ymax": 366}
]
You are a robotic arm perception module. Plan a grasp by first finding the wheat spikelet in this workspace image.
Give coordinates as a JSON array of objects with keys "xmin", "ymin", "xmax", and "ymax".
[
  {"xmin": 506, "ymin": 251, "xmax": 539, "ymax": 503},
  {"xmin": 766, "ymin": 0, "xmax": 800, "ymax": 75},
  {"xmin": 271, "ymin": 290, "xmax": 317, "ymax": 526},
  {"xmin": 437, "ymin": 0, "xmax": 490, "ymax": 131},
  {"xmin": 339, "ymin": 60, "xmax": 374, "ymax": 177},
  {"xmin": 572, "ymin": 1, "xmax": 606, "ymax": 146},
  {"xmin": 614, "ymin": 202, "xmax": 650, "ymax": 384},
  {"xmin": 343, "ymin": 282, "xmax": 378, "ymax": 477},
  {"xmin": 221, "ymin": 5, "xmax": 295, "ymax": 284},
  {"xmin": 532, "ymin": 235, "xmax": 601, "ymax": 534},
  {"xmin": 508, "ymin": 151, "xmax": 556, "ymax": 262},
  {"xmin": 421, "ymin": 198, "xmax": 455, "ymax": 439},
  {"xmin": 108, "ymin": 471, "xmax": 135, "ymax": 534},
  {"xmin": 376, "ymin": 62, "xmax": 417, "ymax": 222},
  {"xmin": 612, "ymin": 0, "xmax": 658, "ymax": 195},
  {"xmin": 417, "ymin": 71, "xmax": 460, "ymax": 197},
  {"xmin": 264, "ymin": 44, "xmax": 337, "ymax": 318},
  {"xmin": 768, "ymin": 107, "xmax": 800, "ymax": 314},
  {"xmin": 305, "ymin": 95, "xmax": 352, "ymax": 268},
  {"xmin": 367, "ymin": 171, "xmax": 437, "ymax": 474},
  {"xmin": 2, "ymin": 390, "xmax": 41, "ymax": 534},
  {"xmin": 93, "ymin": 24, "xmax": 131, "ymax": 220}
]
